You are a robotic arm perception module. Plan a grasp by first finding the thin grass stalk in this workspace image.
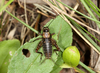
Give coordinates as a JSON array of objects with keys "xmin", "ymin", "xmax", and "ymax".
[
  {"xmin": 79, "ymin": 61, "xmax": 95, "ymax": 73},
  {"xmin": 85, "ymin": 0, "xmax": 100, "ymax": 17},
  {"xmin": 5, "ymin": 9, "xmax": 39, "ymax": 34},
  {"xmin": 69, "ymin": 18, "xmax": 100, "ymax": 52},
  {"xmin": 0, "ymin": 0, "xmax": 5, "ymax": 8},
  {"xmin": 82, "ymin": 0, "xmax": 99, "ymax": 19},
  {"xmin": 56, "ymin": 0, "xmax": 100, "ymax": 25},
  {"xmin": 80, "ymin": 0, "xmax": 100, "ymax": 28},
  {"xmin": 76, "ymin": 25, "xmax": 100, "ymax": 51},
  {"xmin": 73, "ymin": 20, "xmax": 100, "ymax": 42},
  {"xmin": 88, "ymin": 0, "xmax": 100, "ymax": 12},
  {"xmin": 74, "ymin": 67, "xmax": 85, "ymax": 73},
  {"xmin": 0, "ymin": 0, "xmax": 13, "ymax": 12}
]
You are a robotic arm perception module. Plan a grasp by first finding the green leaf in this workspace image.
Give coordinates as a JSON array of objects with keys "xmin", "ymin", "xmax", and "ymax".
[
  {"xmin": 8, "ymin": 16, "xmax": 72, "ymax": 73},
  {"xmin": 0, "ymin": 39, "xmax": 20, "ymax": 73}
]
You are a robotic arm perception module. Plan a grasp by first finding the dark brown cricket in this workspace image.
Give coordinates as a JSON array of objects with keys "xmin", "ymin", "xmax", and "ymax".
[{"xmin": 35, "ymin": 27, "xmax": 60, "ymax": 63}]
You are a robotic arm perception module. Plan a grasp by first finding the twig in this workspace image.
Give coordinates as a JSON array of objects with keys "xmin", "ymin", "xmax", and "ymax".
[
  {"xmin": 37, "ymin": 10, "xmax": 55, "ymax": 18},
  {"xmin": 18, "ymin": 0, "xmax": 33, "ymax": 13},
  {"xmin": 34, "ymin": 4, "xmax": 56, "ymax": 16},
  {"xmin": 70, "ymin": 3, "xmax": 79, "ymax": 16}
]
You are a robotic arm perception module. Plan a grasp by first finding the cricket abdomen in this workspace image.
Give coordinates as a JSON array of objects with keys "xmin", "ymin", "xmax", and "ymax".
[{"xmin": 43, "ymin": 38, "xmax": 52, "ymax": 59}]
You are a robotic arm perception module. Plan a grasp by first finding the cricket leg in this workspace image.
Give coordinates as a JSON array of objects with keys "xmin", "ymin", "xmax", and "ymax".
[
  {"xmin": 51, "ymin": 39, "xmax": 60, "ymax": 55},
  {"xmin": 35, "ymin": 40, "xmax": 43, "ymax": 61}
]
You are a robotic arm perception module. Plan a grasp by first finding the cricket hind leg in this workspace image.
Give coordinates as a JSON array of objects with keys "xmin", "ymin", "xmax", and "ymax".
[
  {"xmin": 40, "ymin": 58, "xmax": 47, "ymax": 65},
  {"xmin": 37, "ymin": 52, "xmax": 43, "ymax": 62},
  {"xmin": 35, "ymin": 40, "xmax": 43, "ymax": 62},
  {"xmin": 40, "ymin": 57, "xmax": 56, "ymax": 64},
  {"xmin": 51, "ymin": 38, "xmax": 60, "ymax": 50},
  {"xmin": 40, "ymin": 57, "xmax": 59, "ymax": 66},
  {"xmin": 51, "ymin": 38, "xmax": 60, "ymax": 56},
  {"xmin": 53, "ymin": 49, "xmax": 59, "ymax": 55},
  {"xmin": 50, "ymin": 58, "xmax": 59, "ymax": 66}
]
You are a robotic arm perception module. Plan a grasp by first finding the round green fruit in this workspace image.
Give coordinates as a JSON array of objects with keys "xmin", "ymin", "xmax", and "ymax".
[{"xmin": 63, "ymin": 46, "xmax": 80, "ymax": 67}]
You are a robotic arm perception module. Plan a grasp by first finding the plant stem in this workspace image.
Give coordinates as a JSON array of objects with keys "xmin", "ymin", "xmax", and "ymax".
[
  {"xmin": 77, "ymin": 23, "xmax": 100, "ymax": 42},
  {"xmin": 5, "ymin": 9, "xmax": 39, "ymax": 34},
  {"xmin": 80, "ymin": 0, "xmax": 100, "ymax": 28},
  {"xmin": 79, "ymin": 61, "xmax": 95, "ymax": 73},
  {"xmin": 0, "ymin": 0, "xmax": 13, "ymax": 12},
  {"xmin": 74, "ymin": 66, "xmax": 85, "ymax": 73},
  {"xmin": 88, "ymin": 0, "xmax": 100, "ymax": 12},
  {"xmin": 85, "ymin": 0, "xmax": 100, "ymax": 17},
  {"xmin": 69, "ymin": 16, "xmax": 100, "ymax": 42},
  {"xmin": 74, "ymin": 23, "xmax": 100, "ymax": 52}
]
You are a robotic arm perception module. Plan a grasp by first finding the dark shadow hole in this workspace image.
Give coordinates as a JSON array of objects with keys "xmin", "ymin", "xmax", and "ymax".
[
  {"xmin": 22, "ymin": 49, "xmax": 30, "ymax": 57},
  {"xmin": 84, "ymin": 50, "xmax": 90, "ymax": 65}
]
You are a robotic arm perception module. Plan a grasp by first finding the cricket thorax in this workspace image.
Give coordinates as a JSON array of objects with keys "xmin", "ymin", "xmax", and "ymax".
[{"xmin": 43, "ymin": 32, "xmax": 50, "ymax": 38}]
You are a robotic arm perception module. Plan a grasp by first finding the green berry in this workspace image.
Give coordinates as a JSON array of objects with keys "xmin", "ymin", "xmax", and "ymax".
[{"xmin": 63, "ymin": 46, "xmax": 80, "ymax": 67}]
